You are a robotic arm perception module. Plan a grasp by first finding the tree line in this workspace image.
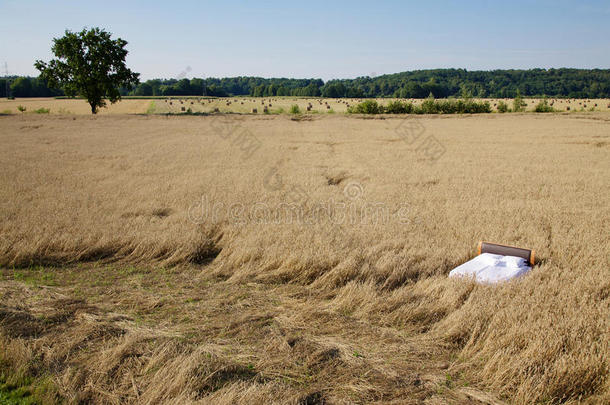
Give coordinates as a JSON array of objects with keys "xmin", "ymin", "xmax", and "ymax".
[{"xmin": 3, "ymin": 68, "xmax": 610, "ymax": 99}]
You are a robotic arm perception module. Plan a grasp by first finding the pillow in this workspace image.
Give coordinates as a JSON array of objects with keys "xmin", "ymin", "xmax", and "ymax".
[
  {"xmin": 478, "ymin": 253, "xmax": 504, "ymax": 264},
  {"xmin": 503, "ymin": 255, "xmax": 527, "ymax": 268}
]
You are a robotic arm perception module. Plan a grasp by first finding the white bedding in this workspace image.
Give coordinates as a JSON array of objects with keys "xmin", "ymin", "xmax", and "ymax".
[{"xmin": 448, "ymin": 253, "xmax": 531, "ymax": 284}]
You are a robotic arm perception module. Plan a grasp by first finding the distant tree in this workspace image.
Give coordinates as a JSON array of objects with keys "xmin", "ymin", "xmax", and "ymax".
[
  {"xmin": 10, "ymin": 77, "xmax": 33, "ymax": 97},
  {"xmin": 206, "ymin": 84, "xmax": 227, "ymax": 97},
  {"xmin": 303, "ymin": 83, "xmax": 321, "ymax": 97},
  {"xmin": 8, "ymin": 68, "xmax": 610, "ymax": 100},
  {"xmin": 35, "ymin": 27, "xmax": 140, "ymax": 114},
  {"xmin": 252, "ymin": 85, "xmax": 265, "ymax": 97},
  {"xmin": 0, "ymin": 79, "xmax": 7, "ymax": 98},
  {"xmin": 346, "ymin": 86, "xmax": 365, "ymax": 98},
  {"xmin": 175, "ymin": 79, "xmax": 192, "ymax": 95},
  {"xmin": 322, "ymin": 84, "xmax": 340, "ymax": 98},
  {"xmin": 134, "ymin": 82, "xmax": 153, "ymax": 96},
  {"xmin": 276, "ymin": 86, "xmax": 289, "ymax": 96},
  {"xmin": 401, "ymin": 82, "xmax": 426, "ymax": 98},
  {"xmin": 264, "ymin": 84, "xmax": 274, "ymax": 97},
  {"xmin": 190, "ymin": 78, "xmax": 204, "ymax": 96},
  {"xmin": 460, "ymin": 84, "xmax": 473, "ymax": 99},
  {"xmin": 146, "ymin": 79, "xmax": 162, "ymax": 96}
]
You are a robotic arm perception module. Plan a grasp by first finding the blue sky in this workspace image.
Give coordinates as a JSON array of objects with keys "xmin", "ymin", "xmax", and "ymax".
[{"xmin": 1, "ymin": 0, "xmax": 609, "ymax": 80}]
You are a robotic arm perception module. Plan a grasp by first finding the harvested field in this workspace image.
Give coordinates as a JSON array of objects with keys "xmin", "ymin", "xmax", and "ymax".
[
  {"xmin": 0, "ymin": 112, "xmax": 609, "ymax": 404},
  {"xmin": 2, "ymin": 97, "xmax": 610, "ymax": 115}
]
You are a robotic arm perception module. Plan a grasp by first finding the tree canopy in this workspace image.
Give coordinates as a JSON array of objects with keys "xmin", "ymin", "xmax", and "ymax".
[
  {"xmin": 6, "ymin": 68, "xmax": 610, "ymax": 100},
  {"xmin": 34, "ymin": 27, "xmax": 139, "ymax": 113},
  {"xmin": 126, "ymin": 69, "xmax": 610, "ymax": 98}
]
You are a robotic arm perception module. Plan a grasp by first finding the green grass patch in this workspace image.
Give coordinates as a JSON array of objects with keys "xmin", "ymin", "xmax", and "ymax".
[
  {"xmin": 12, "ymin": 266, "xmax": 57, "ymax": 287},
  {"xmin": 0, "ymin": 373, "xmax": 60, "ymax": 405},
  {"xmin": 145, "ymin": 101, "xmax": 156, "ymax": 114}
]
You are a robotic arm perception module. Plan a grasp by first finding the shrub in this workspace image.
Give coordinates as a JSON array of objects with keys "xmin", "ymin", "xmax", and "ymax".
[
  {"xmin": 34, "ymin": 108, "xmax": 51, "ymax": 114},
  {"xmin": 289, "ymin": 105, "xmax": 301, "ymax": 114},
  {"xmin": 534, "ymin": 99, "xmax": 554, "ymax": 113},
  {"xmin": 417, "ymin": 98, "xmax": 491, "ymax": 114},
  {"xmin": 349, "ymin": 98, "xmax": 491, "ymax": 115},
  {"xmin": 419, "ymin": 95, "xmax": 439, "ymax": 114},
  {"xmin": 348, "ymin": 100, "xmax": 383, "ymax": 114},
  {"xmin": 17, "ymin": 105, "xmax": 26, "ymax": 114},
  {"xmin": 513, "ymin": 92, "xmax": 526, "ymax": 112},
  {"xmin": 461, "ymin": 99, "xmax": 492, "ymax": 113},
  {"xmin": 497, "ymin": 101, "xmax": 509, "ymax": 113},
  {"xmin": 385, "ymin": 100, "xmax": 414, "ymax": 114}
]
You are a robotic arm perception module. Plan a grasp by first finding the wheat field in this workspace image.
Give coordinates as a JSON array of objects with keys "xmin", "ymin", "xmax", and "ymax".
[{"xmin": 0, "ymin": 111, "xmax": 609, "ymax": 404}]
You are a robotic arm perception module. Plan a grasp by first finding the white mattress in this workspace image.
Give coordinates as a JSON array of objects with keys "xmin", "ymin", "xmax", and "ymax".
[{"xmin": 448, "ymin": 253, "xmax": 531, "ymax": 284}]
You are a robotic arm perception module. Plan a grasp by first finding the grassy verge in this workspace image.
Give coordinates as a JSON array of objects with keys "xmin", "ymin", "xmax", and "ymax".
[{"xmin": 0, "ymin": 372, "xmax": 59, "ymax": 404}]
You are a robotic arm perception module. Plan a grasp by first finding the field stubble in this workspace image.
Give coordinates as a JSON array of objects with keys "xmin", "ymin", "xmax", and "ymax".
[
  {"xmin": 0, "ymin": 112, "xmax": 608, "ymax": 404},
  {"xmin": 1, "ymin": 97, "xmax": 610, "ymax": 115}
]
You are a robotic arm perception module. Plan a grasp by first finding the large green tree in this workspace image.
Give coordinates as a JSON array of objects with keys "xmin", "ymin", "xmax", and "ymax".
[{"xmin": 35, "ymin": 27, "xmax": 139, "ymax": 114}]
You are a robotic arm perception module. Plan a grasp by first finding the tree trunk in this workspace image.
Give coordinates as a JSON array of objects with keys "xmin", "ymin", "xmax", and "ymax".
[{"xmin": 90, "ymin": 102, "xmax": 97, "ymax": 114}]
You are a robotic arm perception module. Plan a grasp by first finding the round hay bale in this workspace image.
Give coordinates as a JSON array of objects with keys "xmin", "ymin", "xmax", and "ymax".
[
  {"xmin": 252, "ymin": 108, "xmax": 258, "ymax": 113},
  {"xmin": 566, "ymin": 106, "xmax": 570, "ymax": 111},
  {"xmin": 213, "ymin": 107, "xmax": 220, "ymax": 113},
  {"xmin": 181, "ymin": 106, "xmax": 186, "ymax": 111}
]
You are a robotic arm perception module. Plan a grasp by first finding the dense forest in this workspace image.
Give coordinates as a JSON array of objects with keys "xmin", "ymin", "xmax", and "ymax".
[{"xmin": 3, "ymin": 68, "xmax": 610, "ymax": 98}]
